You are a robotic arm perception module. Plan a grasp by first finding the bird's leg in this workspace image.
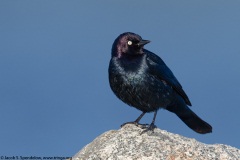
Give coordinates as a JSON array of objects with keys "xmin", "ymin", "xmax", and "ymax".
[
  {"xmin": 134, "ymin": 111, "xmax": 146, "ymax": 123},
  {"xmin": 149, "ymin": 110, "xmax": 158, "ymax": 129},
  {"xmin": 121, "ymin": 111, "xmax": 146, "ymax": 128},
  {"xmin": 141, "ymin": 111, "xmax": 158, "ymax": 134}
]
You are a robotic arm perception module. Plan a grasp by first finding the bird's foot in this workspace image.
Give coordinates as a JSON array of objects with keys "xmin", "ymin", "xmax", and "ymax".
[
  {"xmin": 140, "ymin": 123, "xmax": 157, "ymax": 134},
  {"xmin": 121, "ymin": 121, "xmax": 148, "ymax": 128}
]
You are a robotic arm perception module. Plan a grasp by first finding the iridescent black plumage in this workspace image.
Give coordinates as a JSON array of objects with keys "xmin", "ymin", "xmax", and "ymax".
[{"xmin": 108, "ymin": 32, "xmax": 212, "ymax": 134}]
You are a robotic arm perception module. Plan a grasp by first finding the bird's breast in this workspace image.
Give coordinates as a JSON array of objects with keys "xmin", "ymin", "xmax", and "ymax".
[{"xmin": 109, "ymin": 57, "xmax": 174, "ymax": 112}]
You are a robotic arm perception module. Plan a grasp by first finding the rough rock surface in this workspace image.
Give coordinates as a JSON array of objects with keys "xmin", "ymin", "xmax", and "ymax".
[{"xmin": 72, "ymin": 124, "xmax": 240, "ymax": 160}]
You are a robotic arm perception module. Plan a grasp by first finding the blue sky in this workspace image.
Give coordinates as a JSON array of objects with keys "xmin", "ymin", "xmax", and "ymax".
[{"xmin": 0, "ymin": 0, "xmax": 239, "ymax": 157}]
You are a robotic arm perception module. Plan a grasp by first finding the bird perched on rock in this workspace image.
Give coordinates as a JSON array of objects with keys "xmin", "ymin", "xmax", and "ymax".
[{"xmin": 108, "ymin": 32, "xmax": 212, "ymax": 134}]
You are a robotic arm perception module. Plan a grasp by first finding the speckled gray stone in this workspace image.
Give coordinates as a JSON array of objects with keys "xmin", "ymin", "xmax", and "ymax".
[{"xmin": 72, "ymin": 124, "xmax": 240, "ymax": 160}]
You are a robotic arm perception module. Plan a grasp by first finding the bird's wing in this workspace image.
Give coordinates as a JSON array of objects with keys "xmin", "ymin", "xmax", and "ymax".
[{"xmin": 145, "ymin": 49, "xmax": 192, "ymax": 106}]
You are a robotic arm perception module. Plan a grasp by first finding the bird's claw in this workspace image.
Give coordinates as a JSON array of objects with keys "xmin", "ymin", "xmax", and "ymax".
[
  {"xmin": 121, "ymin": 121, "xmax": 148, "ymax": 128},
  {"xmin": 140, "ymin": 123, "xmax": 157, "ymax": 134},
  {"xmin": 121, "ymin": 121, "xmax": 137, "ymax": 128}
]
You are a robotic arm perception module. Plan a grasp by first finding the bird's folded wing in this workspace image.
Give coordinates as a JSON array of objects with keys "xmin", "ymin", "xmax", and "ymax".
[{"xmin": 145, "ymin": 49, "xmax": 192, "ymax": 106}]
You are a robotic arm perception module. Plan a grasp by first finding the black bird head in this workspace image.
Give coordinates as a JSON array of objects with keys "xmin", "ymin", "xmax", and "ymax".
[{"xmin": 112, "ymin": 32, "xmax": 150, "ymax": 58}]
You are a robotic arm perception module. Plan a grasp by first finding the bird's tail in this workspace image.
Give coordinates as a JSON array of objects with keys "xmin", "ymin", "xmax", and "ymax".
[{"xmin": 166, "ymin": 103, "xmax": 212, "ymax": 134}]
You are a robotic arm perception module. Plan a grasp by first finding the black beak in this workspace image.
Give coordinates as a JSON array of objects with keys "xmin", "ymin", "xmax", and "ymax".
[{"xmin": 137, "ymin": 40, "xmax": 151, "ymax": 46}]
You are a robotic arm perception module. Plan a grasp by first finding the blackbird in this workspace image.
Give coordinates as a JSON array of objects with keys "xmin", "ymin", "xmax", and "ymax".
[{"xmin": 108, "ymin": 32, "xmax": 212, "ymax": 134}]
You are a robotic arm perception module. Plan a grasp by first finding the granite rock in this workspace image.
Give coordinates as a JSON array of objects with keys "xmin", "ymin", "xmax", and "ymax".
[{"xmin": 72, "ymin": 124, "xmax": 240, "ymax": 160}]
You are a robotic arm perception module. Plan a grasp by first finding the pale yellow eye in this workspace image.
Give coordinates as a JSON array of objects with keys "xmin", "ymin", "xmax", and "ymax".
[{"xmin": 127, "ymin": 41, "xmax": 132, "ymax": 45}]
